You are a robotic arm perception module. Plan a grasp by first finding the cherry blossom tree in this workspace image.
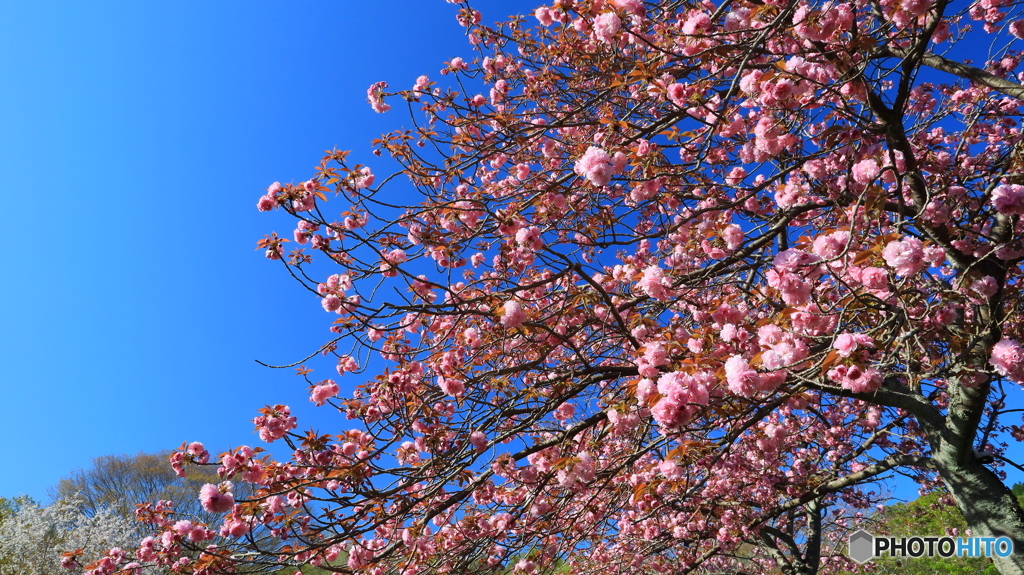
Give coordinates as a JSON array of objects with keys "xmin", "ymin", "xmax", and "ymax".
[{"xmin": 86, "ymin": 0, "xmax": 1024, "ymax": 574}]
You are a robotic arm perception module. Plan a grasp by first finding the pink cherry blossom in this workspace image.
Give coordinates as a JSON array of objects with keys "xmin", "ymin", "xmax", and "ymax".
[
  {"xmin": 367, "ymin": 81, "xmax": 391, "ymax": 113},
  {"xmin": 638, "ymin": 265, "xmax": 672, "ymax": 300},
  {"xmin": 594, "ymin": 12, "xmax": 621, "ymax": 44},
  {"xmin": 667, "ymin": 83, "xmax": 688, "ymax": 107},
  {"xmin": 681, "ymin": 11, "xmax": 711, "ymax": 34},
  {"xmin": 613, "ymin": 0, "xmax": 645, "ymax": 16},
  {"xmin": 991, "ymin": 184, "xmax": 1024, "ymax": 215},
  {"xmin": 199, "ymin": 482, "xmax": 235, "ymax": 514},
  {"xmin": 766, "ymin": 269, "xmax": 813, "ymax": 305},
  {"xmin": 773, "ymin": 248, "xmax": 820, "ymax": 271},
  {"xmin": 882, "ymin": 237, "xmax": 926, "ymax": 277},
  {"xmin": 470, "ymin": 431, "xmax": 488, "ymax": 452},
  {"xmin": 860, "ymin": 266, "xmax": 889, "ymax": 290},
  {"xmin": 971, "ymin": 276, "xmax": 999, "ymax": 299},
  {"xmin": 438, "ymin": 375, "xmax": 466, "ymax": 397},
  {"xmin": 852, "ymin": 158, "xmax": 880, "ymax": 184},
  {"xmin": 827, "ymin": 365, "xmax": 883, "ymax": 393},
  {"xmin": 659, "ymin": 459, "xmax": 683, "ymax": 480},
  {"xmin": 257, "ymin": 194, "xmax": 277, "ymax": 211},
  {"xmin": 310, "ymin": 380, "xmax": 340, "ymax": 406},
  {"xmin": 724, "ymin": 356, "xmax": 761, "ymax": 398},
  {"xmin": 811, "ymin": 231, "xmax": 850, "ymax": 258},
  {"xmin": 990, "ymin": 339, "xmax": 1024, "ymax": 382},
  {"xmin": 553, "ymin": 402, "xmax": 575, "ymax": 421},
  {"xmin": 721, "ymin": 224, "xmax": 744, "ymax": 249},
  {"xmin": 221, "ymin": 519, "xmax": 250, "ymax": 538},
  {"xmin": 515, "ymin": 226, "xmax": 543, "ymax": 250},
  {"xmin": 186, "ymin": 441, "xmax": 209, "ymax": 463},
  {"xmin": 353, "ymin": 167, "xmax": 375, "ymax": 190},
  {"xmin": 336, "ymin": 355, "xmax": 359, "ymax": 374},
  {"xmin": 535, "ymin": 6, "xmax": 554, "ymax": 26},
  {"xmin": 574, "ymin": 146, "xmax": 614, "ymax": 186},
  {"xmin": 1011, "ymin": 20, "xmax": 1024, "ymax": 40},
  {"xmin": 501, "ymin": 300, "xmax": 527, "ymax": 327},
  {"xmin": 253, "ymin": 405, "xmax": 297, "ymax": 443},
  {"xmin": 833, "ymin": 332, "xmax": 874, "ymax": 358},
  {"xmin": 321, "ymin": 294, "xmax": 342, "ymax": 312}
]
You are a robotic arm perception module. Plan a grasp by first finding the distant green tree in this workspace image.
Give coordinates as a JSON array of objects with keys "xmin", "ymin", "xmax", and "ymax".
[
  {"xmin": 874, "ymin": 491, "xmax": 969, "ymax": 538},
  {"xmin": 0, "ymin": 497, "xmax": 15, "ymax": 523},
  {"xmin": 46, "ymin": 451, "xmax": 262, "ymax": 573},
  {"xmin": 51, "ymin": 451, "xmax": 222, "ymax": 524},
  {"xmin": 0, "ymin": 497, "xmax": 18, "ymax": 574},
  {"xmin": 852, "ymin": 485, "xmax": 1024, "ymax": 575}
]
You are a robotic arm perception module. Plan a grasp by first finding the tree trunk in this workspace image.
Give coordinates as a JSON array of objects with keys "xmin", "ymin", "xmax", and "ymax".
[{"xmin": 932, "ymin": 442, "xmax": 1024, "ymax": 575}]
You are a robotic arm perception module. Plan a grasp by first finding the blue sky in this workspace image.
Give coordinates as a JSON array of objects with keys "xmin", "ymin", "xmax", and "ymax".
[{"xmin": 0, "ymin": 0, "xmax": 536, "ymax": 501}]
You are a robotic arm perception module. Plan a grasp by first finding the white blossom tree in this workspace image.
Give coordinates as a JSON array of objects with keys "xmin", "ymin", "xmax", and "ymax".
[{"xmin": 0, "ymin": 495, "xmax": 139, "ymax": 575}]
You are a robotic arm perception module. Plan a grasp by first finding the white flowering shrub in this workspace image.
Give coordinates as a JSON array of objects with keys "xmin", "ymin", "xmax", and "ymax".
[{"xmin": 0, "ymin": 495, "xmax": 138, "ymax": 575}]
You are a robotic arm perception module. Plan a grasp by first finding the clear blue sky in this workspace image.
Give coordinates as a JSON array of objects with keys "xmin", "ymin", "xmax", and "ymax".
[
  {"xmin": 0, "ymin": 1, "xmax": 1020, "ymax": 508},
  {"xmin": 0, "ymin": 0, "xmax": 536, "ymax": 501}
]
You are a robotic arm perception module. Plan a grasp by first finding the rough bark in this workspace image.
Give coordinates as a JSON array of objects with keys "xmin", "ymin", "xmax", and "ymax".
[{"xmin": 928, "ymin": 429, "xmax": 1024, "ymax": 574}]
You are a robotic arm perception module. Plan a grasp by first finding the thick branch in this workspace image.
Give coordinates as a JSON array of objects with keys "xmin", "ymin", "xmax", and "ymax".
[
  {"xmin": 772, "ymin": 454, "xmax": 933, "ymax": 516},
  {"xmin": 883, "ymin": 47, "xmax": 1024, "ymax": 101}
]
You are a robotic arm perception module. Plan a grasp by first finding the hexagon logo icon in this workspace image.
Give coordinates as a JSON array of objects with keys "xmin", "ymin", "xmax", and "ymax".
[{"xmin": 848, "ymin": 529, "xmax": 874, "ymax": 564}]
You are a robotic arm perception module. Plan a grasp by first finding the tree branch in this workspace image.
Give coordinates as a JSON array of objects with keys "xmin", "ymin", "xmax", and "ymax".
[{"xmin": 882, "ymin": 47, "xmax": 1024, "ymax": 101}]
